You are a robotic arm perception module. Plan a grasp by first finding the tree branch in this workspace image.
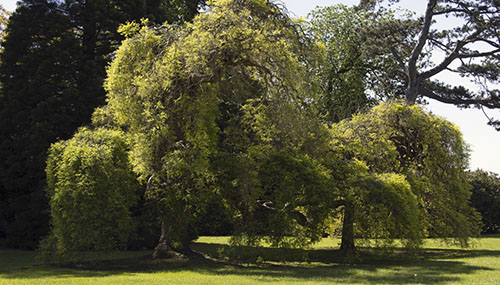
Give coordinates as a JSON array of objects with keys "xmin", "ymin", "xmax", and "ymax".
[
  {"xmin": 408, "ymin": 0, "xmax": 437, "ymax": 73},
  {"xmin": 420, "ymin": 85, "xmax": 500, "ymax": 109},
  {"xmin": 390, "ymin": 46, "xmax": 407, "ymax": 73},
  {"xmin": 432, "ymin": 8, "xmax": 468, "ymax": 16},
  {"xmin": 405, "ymin": 0, "xmax": 437, "ymax": 103},
  {"xmin": 458, "ymin": 49, "xmax": 500, "ymax": 59},
  {"xmin": 420, "ymin": 28, "xmax": 486, "ymax": 79}
]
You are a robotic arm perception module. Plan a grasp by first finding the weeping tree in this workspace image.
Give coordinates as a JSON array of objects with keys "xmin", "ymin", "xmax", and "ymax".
[
  {"xmin": 103, "ymin": 0, "xmax": 330, "ymax": 256},
  {"xmin": 329, "ymin": 102, "xmax": 481, "ymax": 255},
  {"xmin": 43, "ymin": 128, "xmax": 138, "ymax": 262}
]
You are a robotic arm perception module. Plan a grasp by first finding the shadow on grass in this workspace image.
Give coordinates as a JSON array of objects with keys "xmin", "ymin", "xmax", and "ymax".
[{"xmin": 1, "ymin": 242, "xmax": 499, "ymax": 284}]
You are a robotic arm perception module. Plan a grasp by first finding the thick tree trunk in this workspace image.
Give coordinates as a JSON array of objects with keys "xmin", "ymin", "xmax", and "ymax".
[
  {"xmin": 340, "ymin": 202, "xmax": 356, "ymax": 256},
  {"xmin": 405, "ymin": 80, "xmax": 420, "ymax": 105}
]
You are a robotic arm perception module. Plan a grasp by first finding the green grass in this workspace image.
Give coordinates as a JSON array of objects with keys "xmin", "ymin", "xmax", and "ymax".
[{"xmin": 1, "ymin": 235, "xmax": 500, "ymax": 284}]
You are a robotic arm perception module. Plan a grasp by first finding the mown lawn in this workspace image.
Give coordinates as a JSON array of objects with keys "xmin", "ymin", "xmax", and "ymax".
[{"xmin": 1, "ymin": 235, "xmax": 500, "ymax": 284}]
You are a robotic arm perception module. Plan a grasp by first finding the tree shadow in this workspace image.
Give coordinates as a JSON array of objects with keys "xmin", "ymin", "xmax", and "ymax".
[{"xmin": 1, "ymin": 242, "xmax": 499, "ymax": 284}]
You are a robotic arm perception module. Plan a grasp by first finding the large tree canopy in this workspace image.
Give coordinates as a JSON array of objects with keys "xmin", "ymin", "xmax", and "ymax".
[
  {"xmin": 40, "ymin": 0, "xmax": 482, "ymax": 259},
  {"xmin": 0, "ymin": 0, "xmax": 80, "ymax": 248},
  {"xmin": 101, "ymin": 0, "xmax": 328, "ymax": 254}
]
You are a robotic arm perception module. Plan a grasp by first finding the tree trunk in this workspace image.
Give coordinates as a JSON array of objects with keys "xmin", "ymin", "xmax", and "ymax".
[
  {"xmin": 340, "ymin": 202, "xmax": 356, "ymax": 256},
  {"xmin": 405, "ymin": 0, "xmax": 437, "ymax": 105},
  {"xmin": 405, "ymin": 79, "xmax": 420, "ymax": 105},
  {"xmin": 180, "ymin": 231, "xmax": 194, "ymax": 255},
  {"xmin": 153, "ymin": 221, "xmax": 175, "ymax": 259}
]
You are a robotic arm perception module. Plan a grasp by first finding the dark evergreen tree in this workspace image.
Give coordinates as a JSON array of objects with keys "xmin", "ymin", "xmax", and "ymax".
[
  {"xmin": 0, "ymin": 0, "xmax": 79, "ymax": 248},
  {"xmin": 0, "ymin": 0, "xmax": 204, "ymax": 248}
]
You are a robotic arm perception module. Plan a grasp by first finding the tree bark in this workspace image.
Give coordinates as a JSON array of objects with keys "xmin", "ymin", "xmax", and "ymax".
[
  {"xmin": 180, "ymin": 230, "xmax": 194, "ymax": 255},
  {"xmin": 340, "ymin": 202, "xmax": 356, "ymax": 256},
  {"xmin": 405, "ymin": 79, "xmax": 420, "ymax": 105},
  {"xmin": 405, "ymin": 0, "xmax": 437, "ymax": 105}
]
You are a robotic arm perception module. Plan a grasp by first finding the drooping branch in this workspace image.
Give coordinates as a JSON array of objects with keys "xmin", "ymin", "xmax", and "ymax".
[{"xmin": 255, "ymin": 200, "xmax": 312, "ymax": 226}]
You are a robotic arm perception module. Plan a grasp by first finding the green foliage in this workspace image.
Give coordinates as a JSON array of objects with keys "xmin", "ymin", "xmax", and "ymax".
[
  {"xmin": 232, "ymin": 151, "xmax": 332, "ymax": 248},
  {"xmin": 2, "ymin": 0, "xmax": 482, "ymax": 259},
  {"xmin": 0, "ymin": 4, "xmax": 9, "ymax": 48},
  {"xmin": 330, "ymin": 102, "xmax": 480, "ymax": 250},
  {"xmin": 42, "ymin": 128, "xmax": 138, "ymax": 261},
  {"xmin": 104, "ymin": 0, "xmax": 321, "ymax": 249},
  {"xmin": 307, "ymin": 5, "xmax": 376, "ymax": 123},
  {"xmin": 469, "ymin": 169, "xmax": 500, "ymax": 234}
]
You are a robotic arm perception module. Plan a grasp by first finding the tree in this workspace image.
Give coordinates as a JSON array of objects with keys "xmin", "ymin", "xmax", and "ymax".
[
  {"xmin": 103, "ymin": 0, "xmax": 328, "ymax": 255},
  {"xmin": 329, "ymin": 102, "xmax": 480, "ymax": 255},
  {"xmin": 307, "ymin": 5, "xmax": 377, "ymax": 123},
  {"xmin": 0, "ymin": 0, "xmax": 81, "ymax": 248},
  {"xmin": 63, "ymin": 0, "xmax": 207, "ymax": 120},
  {"xmin": 358, "ymin": 0, "xmax": 500, "ymax": 129},
  {"xmin": 0, "ymin": 0, "xmax": 204, "ymax": 249},
  {"xmin": 42, "ymin": 128, "xmax": 137, "ymax": 262},
  {"xmin": 469, "ymin": 169, "xmax": 500, "ymax": 234}
]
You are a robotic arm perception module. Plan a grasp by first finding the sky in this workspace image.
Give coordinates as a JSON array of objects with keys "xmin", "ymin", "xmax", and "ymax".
[{"xmin": 1, "ymin": 0, "xmax": 499, "ymax": 174}]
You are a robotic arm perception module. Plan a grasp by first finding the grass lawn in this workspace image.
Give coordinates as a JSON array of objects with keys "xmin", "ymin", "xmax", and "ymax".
[{"xmin": 1, "ymin": 235, "xmax": 500, "ymax": 284}]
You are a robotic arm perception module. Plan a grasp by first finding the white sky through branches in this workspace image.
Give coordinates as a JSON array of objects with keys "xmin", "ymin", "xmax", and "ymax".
[{"xmin": 1, "ymin": 0, "xmax": 499, "ymax": 174}]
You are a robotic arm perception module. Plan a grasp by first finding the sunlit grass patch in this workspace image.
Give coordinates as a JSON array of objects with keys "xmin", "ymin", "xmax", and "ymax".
[{"xmin": 1, "ymin": 234, "xmax": 499, "ymax": 284}]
